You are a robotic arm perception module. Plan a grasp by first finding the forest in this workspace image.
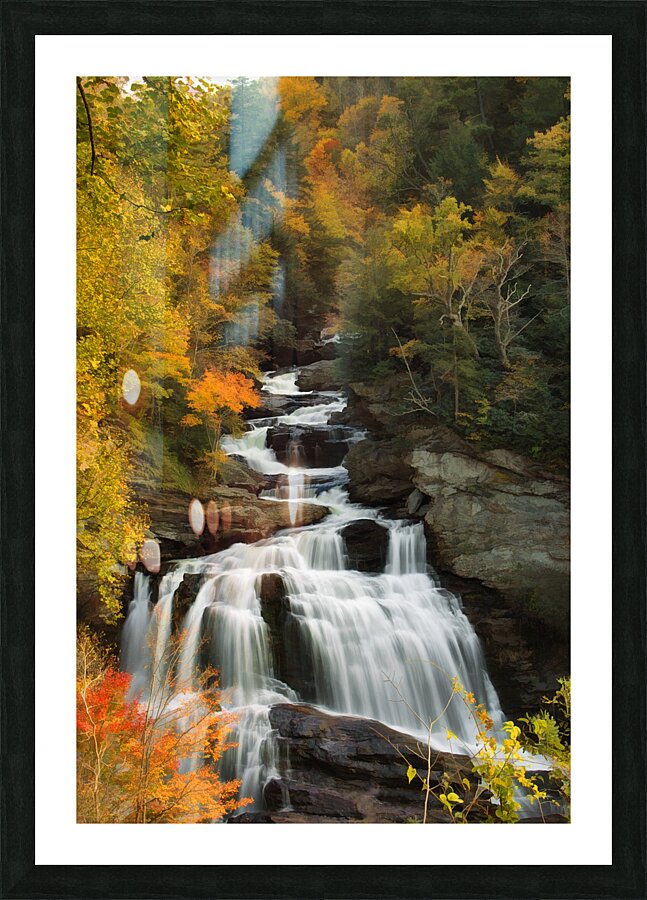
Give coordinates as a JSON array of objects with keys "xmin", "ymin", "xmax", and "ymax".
[{"xmin": 77, "ymin": 75, "xmax": 570, "ymax": 824}]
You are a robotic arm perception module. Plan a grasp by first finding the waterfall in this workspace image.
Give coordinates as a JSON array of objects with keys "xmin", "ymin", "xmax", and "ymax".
[
  {"xmin": 152, "ymin": 567, "xmax": 188, "ymax": 682},
  {"xmin": 294, "ymin": 529, "xmax": 346, "ymax": 570},
  {"xmin": 121, "ymin": 369, "xmax": 504, "ymax": 810},
  {"xmin": 280, "ymin": 561, "xmax": 500, "ymax": 743},
  {"xmin": 287, "ymin": 470, "xmax": 304, "ymax": 526},
  {"xmin": 121, "ymin": 572, "xmax": 153, "ymax": 697},
  {"xmin": 386, "ymin": 522, "xmax": 428, "ymax": 576},
  {"xmin": 261, "ymin": 370, "xmax": 307, "ymax": 395}
]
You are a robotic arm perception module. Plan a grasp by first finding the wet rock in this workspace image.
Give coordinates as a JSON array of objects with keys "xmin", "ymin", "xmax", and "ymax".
[
  {"xmin": 341, "ymin": 519, "xmax": 389, "ymax": 573},
  {"xmin": 264, "ymin": 778, "xmax": 363, "ymax": 819},
  {"xmin": 132, "ymin": 486, "xmax": 330, "ymax": 562},
  {"xmin": 134, "ymin": 488, "xmax": 205, "ymax": 562},
  {"xmin": 259, "ymin": 575, "xmax": 317, "ymax": 701},
  {"xmin": 246, "ymin": 390, "xmax": 339, "ymax": 421},
  {"xmin": 172, "ymin": 573, "xmax": 203, "ymax": 631},
  {"xmin": 435, "ymin": 567, "xmax": 569, "ymax": 718},
  {"xmin": 268, "ymin": 425, "xmax": 351, "ymax": 468},
  {"xmin": 228, "ymin": 812, "xmax": 276, "ymax": 824},
  {"xmin": 267, "ymin": 704, "xmax": 493, "ymax": 823},
  {"xmin": 245, "ymin": 394, "xmax": 294, "ymax": 420},
  {"xmin": 344, "ymin": 439, "xmax": 414, "ymax": 504}
]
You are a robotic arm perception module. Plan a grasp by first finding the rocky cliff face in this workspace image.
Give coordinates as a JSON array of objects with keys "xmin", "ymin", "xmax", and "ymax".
[
  {"xmin": 408, "ymin": 427, "xmax": 570, "ymax": 638},
  {"xmin": 344, "ymin": 438, "xmax": 414, "ymax": 505},
  {"xmin": 341, "ymin": 397, "xmax": 570, "ymax": 636},
  {"xmin": 332, "ymin": 375, "xmax": 412, "ymax": 432}
]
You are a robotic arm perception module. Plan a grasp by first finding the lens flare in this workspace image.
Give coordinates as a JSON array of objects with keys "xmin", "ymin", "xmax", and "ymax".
[
  {"xmin": 188, "ymin": 498, "xmax": 205, "ymax": 536},
  {"xmin": 220, "ymin": 502, "xmax": 232, "ymax": 533},
  {"xmin": 122, "ymin": 369, "xmax": 141, "ymax": 405},
  {"xmin": 140, "ymin": 539, "xmax": 161, "ymax": 574},
  {"xmin": 206, "ymin": 500, "xmax": 220, "ymax": 535}
]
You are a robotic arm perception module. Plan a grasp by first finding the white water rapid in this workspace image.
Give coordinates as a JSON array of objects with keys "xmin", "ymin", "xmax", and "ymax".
[{"xmin": 121, "ymin": 368, "xmax": 505, "ymax": 812}]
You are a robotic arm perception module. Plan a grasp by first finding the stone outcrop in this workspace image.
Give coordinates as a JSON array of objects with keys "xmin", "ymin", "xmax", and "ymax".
[
  {"xmin": 292, "ymin": 336, "xmax": 338, "ymax": 366},
  {"xmin": 340, "ymin": 418, "xmax": 570, "ymax": 689},
  {"xmin": 268, "ymin": 424, "xmax": 351, "ymax": 468},
  {"xmin": 245, "ymin": 389, "xmax": 334, "ymax": 421},
  {"xmin": 297, "ymin": 359, "xmax": 344, "ymax": 392},
  {"xmin": 139, "ymin": 485, "xmax": 329, "ymax": 562},
  {"xmin": 437, "ymin": 570, "xmax": 568, "ymax": 717},
  {"xmin": 340, "ymin": 519, "xmax": 389, "ymax": 572},
  {"xmin": 344, "ymin": 438, "xmax": 414, "ymax": 505},
  {"xmin": 77, "ymin": 485, "xmax": 329, "ymax": 628},
  {"xmin": 259, "ymin": 574, "xmax": 317, "ymax": 701},
  {"xmin": 230, "ymin": 704, "xmax": 494, "ymax": 824},
  {"xmin": 332, "ymin": 374, "xmax": 412, "ymax": 432},
  {"xmin": 408, "ymin": 427, "xmax": 570, "ymax": 637}
]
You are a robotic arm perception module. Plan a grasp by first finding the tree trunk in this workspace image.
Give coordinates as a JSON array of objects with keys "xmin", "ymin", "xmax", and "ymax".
[
  {"xmin": 494, "ymin": 331, "xmax": 511, "ymax": 369},
  {"xmin": 452, "ymin": 330, "xmax": 460, "ymax": 421}
]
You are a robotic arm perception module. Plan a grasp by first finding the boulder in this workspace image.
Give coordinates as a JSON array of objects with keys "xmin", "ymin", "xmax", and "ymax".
[
  {"xmin": 246, "ymin": 389, "xmax": 342, "ymax": 421},
  {"xmin": 134, "ymin": 486, "xmax": 330, "ymax": 562},
  {"xmin": 259, "ymin": 574, "xmax": 317, "ymax": 701},
  {"xmin": 409, "ymin": 428, "xmax": 570, "ymax": 637},
  {"xmin": 268, "ymin": 425, "xmax": 351, "ymax": 468},
  {"xmin": 341, "ymin": 519, "xmax": 389, "ymax": 572},
  {"xmin": 266, "ymin": 704, "xmax": 493, "ymax": 823},
  {"xmin": 264, "ymin": 778, "xmax": 363, "ymax": 819},
  {"xmin": 344, "ymin": 439, "xmax": 414, "ymax": 505},
  {"xmin": 171, "ymin": 573, "xmax": 203, "ymax": 631},
  {"xmin": 297, "ymin": 359, "xmax": 344, "ymax": 392},
  {"xmin": 228, "ymin": 812, "xmax": 276, "ymax": 824},
  {"xmin": 245, "ymin": 394, "xmax": 294, "ymax": 420},
  {"xmin": 406, "ymin": 488, "xmax": 425, "ymax": 515},
  {"xmin": 216, "ymin": 488, "xmax": 330, "ymax": 547},
  {"xmin": 290, "ymin": 337, "xmax": 338, "ymax": 366}
]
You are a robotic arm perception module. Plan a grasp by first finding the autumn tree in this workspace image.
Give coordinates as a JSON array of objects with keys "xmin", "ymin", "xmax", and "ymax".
[
  {"xmin": 77, "ymin": 76, "xmax": 283, "ymax": 618},
  {"xmin": 77, "ymin": 627, "xmax": 251, "ymax": 823},
  {"xmin": 182, "ymin": 369, "xmax": 260, "ymax": 477},
  {"xmin": 386, "ymin": 198, "xmax": 485, "ymax": 420}
]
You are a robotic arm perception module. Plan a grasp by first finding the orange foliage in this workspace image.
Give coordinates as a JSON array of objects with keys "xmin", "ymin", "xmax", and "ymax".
[
  {"xmin": 77, "ymin": 636, "xmax": 251, "ymax": 823},
  {"xmin": 305, "ymin": 137, "xmax": 342, "ymax": 180},
  {"xmin": 185, "ymin": 369, "xmax": 260, "ymax": 427}
]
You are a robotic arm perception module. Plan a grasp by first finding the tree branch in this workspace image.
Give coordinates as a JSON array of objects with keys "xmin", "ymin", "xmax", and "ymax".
[{"xmin": 76, "ymin": 77, "xmax": 96, "ymax": 176}]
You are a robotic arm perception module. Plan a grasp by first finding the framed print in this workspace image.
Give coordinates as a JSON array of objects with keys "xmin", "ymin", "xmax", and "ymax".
[{"xmin": 1, "ymin": 2, "xmax": 645, "ymax": 898}]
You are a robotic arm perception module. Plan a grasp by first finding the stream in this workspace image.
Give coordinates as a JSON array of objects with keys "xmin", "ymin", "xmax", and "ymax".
[{"xmin": 121, "ymin": 369, "xmax": 504, "ymax": 810}]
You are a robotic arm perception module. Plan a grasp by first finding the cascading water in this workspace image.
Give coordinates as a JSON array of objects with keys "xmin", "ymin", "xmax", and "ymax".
[
  {"xmin": 261, "ymin": 370, "xmax": 308, "ymax": 396},
  {"xmin": 386, "ymin": 522, "xmax": 428, "ymax": 576},
  {"xmin": 121, "ymin": 571, "xmax": 153, "ymax": 697},
  {"xmin": 122, "ymin": 367, "xmax": 505, "ymax": 812},
  {"xmin": 287, "ymin": 470, "xmax": 304, "ymax": 526}
]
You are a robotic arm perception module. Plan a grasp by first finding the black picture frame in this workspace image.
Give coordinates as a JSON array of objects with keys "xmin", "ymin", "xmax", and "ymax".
[{"xmin": 1, "ymin": 2, "xmax": 645, "ymax": 898}]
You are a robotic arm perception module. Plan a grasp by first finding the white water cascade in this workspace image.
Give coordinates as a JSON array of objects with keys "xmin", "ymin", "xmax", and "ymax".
[
  {"xmin": 121, "ymin": 571, "xmax": 153, "ymax": 697},
  {"xmin": 122, "ymin": 368, "xmax": 504, "ymax": 810}
]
